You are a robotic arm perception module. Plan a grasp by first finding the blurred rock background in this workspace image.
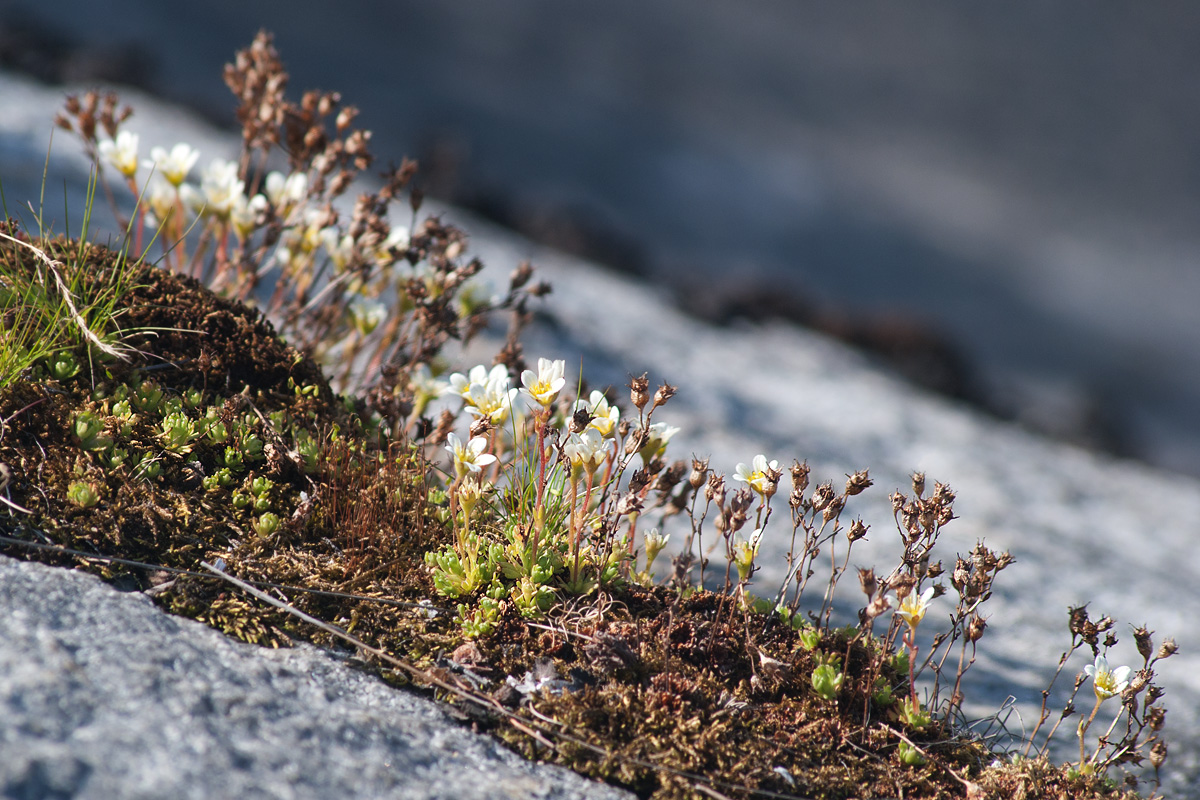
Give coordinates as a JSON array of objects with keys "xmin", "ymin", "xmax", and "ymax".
[{"xmin": 4, "ymin": 1, "xmax": 1200, "ymax": 474}]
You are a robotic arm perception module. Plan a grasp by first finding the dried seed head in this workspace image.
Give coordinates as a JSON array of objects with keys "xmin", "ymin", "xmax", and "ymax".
[
  {"xmin": 892, "ymin": 573, "xmax": 915, "ymax": 603},
  {"xmin": 468, "ymin": 417, "xmax": 492, "ymax": 440},
  {"xmin": 629, "ymin": 372, "xmax": 650, "ymax": 411},
  {"xmin": 864, "ymin": 593, "xmax": 891, "ymax": 621},
  {"xmin": 890, "ymin": 490, "xmax": 906, "ymax": 513},
  {"xmin": 790, "ymin": 460, "xmax": 810, "ymax": 494},
  {"xmin": 1150, "ymin": 741, "xmax": 1168, "ymax": 770},
  {"xmin": 858, "ymin": 567, "xmax": 877, "ymax": 599},
  {"xmin": 810, "ymin": 481, "xmax": 834, "ymax": 512},
  {"xmin": 570, "ymin": 408, "xmax": 592, "ymax": 435},
  {"xmin": 652, "ymin": 382, "xmax": 676, "ymax": 410},
  {"xmin": 616, "ymin": 491, "xmax": 643, "ymax": 516},
  {"xmin": 510, "ymin": 261, "xmax": 533, "ymax": 290},
  {"xmin": 822, "ymin": 494, "xmax": 845, "ymax": 522},
  {"xmin": 689, "ymin": 457, "xmax": 709, "ymax": 489},
  {"xmin": 1134, "ymin": 626, "xmax": 1155, "ymax": 662},
  {"xmin": 1147, "ymin": 706, "xmax": 1166, "ymax": 732},
  {"xmin": 966, "ymin": 614, "xmax": 988, "ymax": 643},
  {"xmin": 1157, "ymin": 637, "xmax": 1178, "ymax": 660},
  {"xmin": 911, "ymin": 471, "xmax": 926, "ymax": 496},
  {"xmin": 844, "ymin": 469, "xmax": 872, "ymax": 496},
  {"xmin": 847, "ymin": 518, "xmax": 868, "ymax": 542},
  {"xmin": 706, "ymin": 473, "xmax": 726, "ymax": 508},
  {"xmin": 1068, "ymin": 605, "xmax": 1090, "ymax": 640}
]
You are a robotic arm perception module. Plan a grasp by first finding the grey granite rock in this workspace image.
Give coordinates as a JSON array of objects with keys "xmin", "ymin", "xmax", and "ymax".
[{"xmin": 0, "ymin": 557, "xmax": 633, "ymax": 800}]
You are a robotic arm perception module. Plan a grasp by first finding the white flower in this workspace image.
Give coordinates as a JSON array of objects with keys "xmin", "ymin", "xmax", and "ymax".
[
  {"xmin": 143, "ymin": 143, "xmax": 199, "ymax": 187},
  {"xmin": 636, "ymin": 421, "xmax": 680, "ymax": 462},
  {"xmin": 574, "ymin": 390, "xmax": 620, "ymax": 437},
  {"xmin": 446, "ymin": 432, "xmax": 497, "ymax": 478},
  {"xmin": 384, "ymin": 220, "xmax": 412, "ymax": 251},
  {"xmin": 408, "ymin": 363, "xmax": 448, "ymax": 417},
  {"xmin": 1084, "ymin": 655, "xmax": 1132, "ymax": 701},
  {"xmin": 198, "ymin": 158, "xmax": 245, "ymax": 219},
  {"xmin": 143, "ymin": 175, "xmax": 180, "ymax": 229},
  {"xmin": 98, "ymin": 131, "xmax": 139, "ymax": 179},
  {"xmin": 447, "ymin": 364, "xmax": 508, "ymax": 400},
  {"xmin": 564, "ymin": 428, "xmax": 608, "ymax": 476},
  {"xmin": 230, "ymin": 193, "xmax": 268, "ymax": 242},
  {"xmin": 348, "ymin": 297, "xmax": 387, "ymax": 336},
  {"xmin": 643, "ymin": 529, "xmax": 670, "ymax": 566},
  {"xmin": 264, "ymin": 170, "xmax": 308, "ymax": 216},
  {"xmin": 733, "ymin": 454, "xmax": 780, "ymax": 496},
  {"xmin": 320, "ymin": 227, "xmax": 356, "ymax": 272},
  {"xmin": 733, "ymin": 528, "xmax": 764, "ymax": 583},
  {"xmin": 466, "ymin": 377, "xmax": 519, "ymax": 426},
  {"xmin": 520, "ymin": 358, "xmax": 566, "ymax": 408},
  {"xmin": 895, "ymin": 586, "xmax": 935, "ymax": 631}
]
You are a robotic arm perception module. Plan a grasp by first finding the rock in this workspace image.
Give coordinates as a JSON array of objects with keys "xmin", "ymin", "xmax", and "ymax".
[{"xmin": 0, "ymin": 557, "xmax": 632, "ymax": 800}]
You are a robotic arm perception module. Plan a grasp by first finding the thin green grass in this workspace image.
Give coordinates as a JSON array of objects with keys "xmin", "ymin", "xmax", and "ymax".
[{"xmin": 0, "ymin": 158, "xmax": 145, "ymax": 390}]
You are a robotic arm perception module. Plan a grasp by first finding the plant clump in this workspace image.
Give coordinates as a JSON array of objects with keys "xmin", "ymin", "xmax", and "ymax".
[{"xmin": 0, "ymin": 31, "xmax": 1176, "ymax": 800}]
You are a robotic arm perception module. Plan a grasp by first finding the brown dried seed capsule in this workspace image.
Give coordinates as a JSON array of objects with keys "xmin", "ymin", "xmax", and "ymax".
[
  {"xmin": 890, "ymin": 490, "xmax": 906, "ymax": 513},
  {"xmin": 810, "ymin": 482, "xmax": 834, "ymax": 512},
  {"xmin": 629, "ymin": 373, "xmax": 650, "ymax": 410},
  {"xmin": 569, "ymin": 408, "xmax": 591, "ymax": 435},
  {"xmin": 790, "ymin": 460, "xmax": 810, "ymax": 494},
  {"xmin": 1134, "ymin": 626, "xmax": 1155, "ymax": 662},
  {"xmin": 652, "ymin": 382, "xmax": 676, "ymax": 409},
  {"xmin": 1157, "ymin": 637, "xmax": 1178, "ymax": 659},
  {"xmin": 1068, "ymin": 605, "xmax": 1090, "ymax": 639},
  {"xmin": 864, "ymin": 593, "xmax": 891, "ymax": 621},
  {"xmin": 1150, "ymin": 741, "xmax": 1168, "ymax": 769},
  {"xmin": 967, "ymin": 614, "xmax": 988, "ymax": 642},
  {"xmin": 858, "ymin": 568, "xmax": 877, "ymax": 599},
  {"xmin": 847, "ymin": 519, "xmax": 868, "ymax": 542},
  {"xmin": 822, "ymin": 495, "xmax": 845, "ymax": 522},
  {"xmin": 911, "ymin": 472, "xmax": 926, "ymax": 496},
  {"xmin": 689, "ymin": 457, "xmax": 709, "ymax": 489},
  {"xmin": 844, "ymin": 469, "xmax": 872, "ymax": 496}
]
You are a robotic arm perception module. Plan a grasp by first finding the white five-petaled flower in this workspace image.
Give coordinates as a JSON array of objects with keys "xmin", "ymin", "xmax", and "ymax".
[
  {"xmin": 895, "ymin": 586, "xmax": 935, "ymax": 631},
  {"xmin": 733, "ymin": 454, "xmax": 780, "ymax": 496},
  {"xmin": 143, "ymin": 143, "xmax": 200, "ymax": 187},
  {"xmin": 445, "ymin": 432, "xmax": 497, "ymax": 479},
  {"xmin": 520, "ymin": 357, "xmax": 567, "ymax": 408},
  {"xmin": 197, "ymin": 158, "xmax": 245, "ymax": 219},
  {"xmin": 1084, "ymin": 655, "xmax": 1132, "ymax": 701},
  {"xmin": 636, "ymin": 421, "xmax": 680, "ymax": 462},
  {"xmin": 447, "ymin": 364, "xmax": 507, "ymax": 400},
  {"xmin": 564, "ymin": 428, "xmax": 608, "ymax": 476},
  {"xmin": 574, "ymin": 390, "xmax": 620, "ymax": 437},
  {"xmin": 98, "ymin": 131, "xmax": 140, "ymax": 179},
  {"xmin": 466, "ymin": 380, "xmax": 519, "ymax": 426}
]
